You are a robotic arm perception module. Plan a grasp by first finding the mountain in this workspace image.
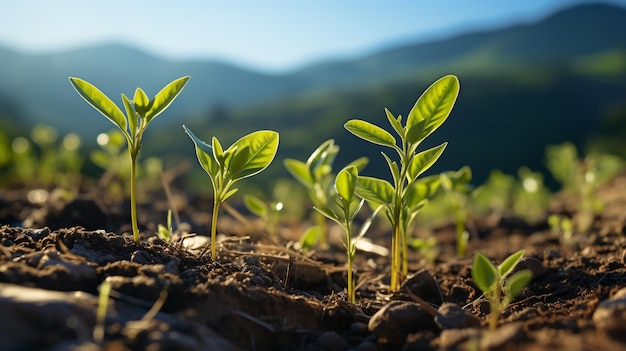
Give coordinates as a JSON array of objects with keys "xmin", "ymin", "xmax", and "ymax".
[{"xmin": 0, "ymin": 2, "xmax": 625, "ymax": 187}]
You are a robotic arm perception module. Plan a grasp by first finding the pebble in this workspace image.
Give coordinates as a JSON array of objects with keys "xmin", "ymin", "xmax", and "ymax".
[
  {"xmin": 315, "ymin": 331, "xmax": 350, "ymax": 351},
  {"xmin": 368, "ymin": 301, "xmax": 435, "ymax": 347},
  {"xmin": 400, "ymin": 269, "xmax": 443, "ymax": 305},
  {"xmin": 479, "ymin": 322, "xmax": 527, "ymax": 350},
  {"xmin": 517, "ymin": 256, "xmax": 546, "ymax": 279},
  {"xmin": 439, "ymin": 328, "xmax": 481, "ymax": 350},
  {"xmin": 435, "ymin": 302, "xmax": 481, "ymax": 330},
  {"xmin": 593, "ymin": 287, "xmax": 626, "ymax": 334}
]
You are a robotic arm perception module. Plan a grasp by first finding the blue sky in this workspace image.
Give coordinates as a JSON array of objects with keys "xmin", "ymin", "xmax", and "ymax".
[{"xmin": 1, "ymin": 0, "xmax": 625, "ymax": 72}]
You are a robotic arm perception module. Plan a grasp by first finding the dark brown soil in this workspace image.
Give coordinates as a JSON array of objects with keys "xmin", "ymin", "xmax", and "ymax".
[{"xmin": 1, "ymin": 174, "xmax": 626, "ymax": 351}]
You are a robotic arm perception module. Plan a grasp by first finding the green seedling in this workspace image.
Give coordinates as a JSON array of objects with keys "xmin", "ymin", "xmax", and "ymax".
[
  {"xmin": 548, "ymin": 214, "xmax": 574, "ymax": 244},
  {"xmin": 284, "ymin": 139, "xmax": 367, "ymax": 248},
  {"xmin": 545, "ymin": 142, "xmax": 623, "ymax": 233},
  {"xmin": 315, "ymin": 166, "xmax": 382, "ymax": 303},
  {"xmin": 157, "ymin": 209, "xmax": 174, "ymax": 242},
  {"xmin": 408, "ymin": 236, "xmax": 439, "ymax": 265},
  {"xmin": 243, "ymin": 194, "xmax": 284, "ymax": 238},
  {"xmin": 69, "ymin": 76, "xmax": 190, "ymax": 243},
  {"xmin": 344, "ymin": 75, "xmax": 459, "ymax": 291},
  {"xmin": 440, "ymin": 166, "xmax": 473, "ymax": 257},
  {"xmin": 471, "ymin": 169, "xmax": 516, "ymax": 221},
  {"xmin": 184, "ymin": 126, "xmax": 279, "ymax": 259},
  {"xmin": 512, "ymin": 167, "xmax": 550, "ymax": 225},
  {"xmin": 472, "ymin": 249, "xmax": 533, "ymax": 330}
]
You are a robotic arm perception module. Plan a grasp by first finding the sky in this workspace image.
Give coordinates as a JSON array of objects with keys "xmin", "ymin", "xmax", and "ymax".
[{"xmin": 1, "ymin": 0, "xmax": 626, "ymax": 72}]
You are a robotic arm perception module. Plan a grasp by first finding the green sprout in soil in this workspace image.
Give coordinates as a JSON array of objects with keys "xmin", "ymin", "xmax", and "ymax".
[
  {"xmin": 314, "ymin": 166, "xmax": 382, "ymax": 303},
  {"xmin": 344, "ymin": 75, "xmax": 459, "ymax": 292},
  {"xmin": 243, "ymin": 194, "xmax": 284, "ymax": 239},
  {"xmin": 440, "ymin": 165, "xmax": 473, "ymax": 257},
  {"xmin": 471, "ymin": 249, "xmax": 533, "ymax": 330},
  {"xmin": 69, "ymin": 76, "xmax": 190, "ymax": 243},
  {"xmin": 157, "ymin": 209, "xmax": 174, "ymax": 242},
  {"xmin": 284, "ymin": 139, "xmax": 367, "ymax": 249},
  {"xmin": 545, "ymin": 142, "xmax": 623, "ymax": 233},
  {"xmin": 184, "ymin": 126, "xmax": 279, "ymax": 259},
  {"xmin": 512, "ymin": 167, "xmax": 550, "ymax": 225}
]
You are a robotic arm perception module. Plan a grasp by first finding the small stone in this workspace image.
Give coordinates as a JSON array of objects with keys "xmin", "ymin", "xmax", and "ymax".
[
  {"xmin": 350, "ymin": 322, "xmax": 370, "ymax": 337},
  {"xmin": 479, "ymin": 322, "xmax": 527, "ymax": 350},
  {"xmin": 368, "ymin": 301, "xmax": 435, "ymax": 347},
  {"xmin": 401, "ymin": 269, "xmax": 443, "ymax": 305},
  {"xmin": 449, "ymin": 284, "xmax": 470, "ymax": 303},
  {"xmin": 517, "ymin": 256, "xmax": 546, "ymax": 279},
  {"xmin": 356, "ymin": 340, "xmax": 378, "ymax": 351},
  {"xmin": 439, "ymin": 328, "xmax": 481, "ymax": 350},
  {"xmin": 315, "ymin": 331, "xmax": 350, "ymax": 351},
  {"xmin": 593, "ymin": 287, "xmax": 626, "ymax": 336},
  {"xmin": 435, "ymin": 302, "xmax": 481, "ymax": 330}
]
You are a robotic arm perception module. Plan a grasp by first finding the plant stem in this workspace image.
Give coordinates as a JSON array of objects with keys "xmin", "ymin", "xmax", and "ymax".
[
  {"xmin": 489, "ymin": 280, "xmax": 502, "ymax": 330},
  {"xmin": 211, "ymin": 198, "xmax": 220, "ymax": 259},
  {"xmin": 316, "ymin": 211, "xmax": 328, "ymax": 249},
  {"xmin": 129, "ymin": 154, "xmax": 140, "ymax": 243},
  {"xmin": 390, "ymin": 224, "xmax": 402, "ymax": 292}
]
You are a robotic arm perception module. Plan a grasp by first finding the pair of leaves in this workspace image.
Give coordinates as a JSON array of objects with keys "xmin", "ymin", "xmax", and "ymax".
[
  {"xmin": 472, "ymin": 250, "xmax": 533, "ymax": 301},
  {"xmin": 69, "ymin": 76, "xmax": 190, "ymax": 142},
  {"xmin": 184, "ymin": 126, "xmax": 279, "ymax": 201},
  {"xmin": 345, "ymin": 75, "xmax": 459, "ymax": 151}
]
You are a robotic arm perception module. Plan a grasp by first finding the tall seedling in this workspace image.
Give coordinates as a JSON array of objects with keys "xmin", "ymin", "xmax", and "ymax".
[
  {"xmin": 284, "ymin": 139, "xmax": 367, "ymax": 248},
  {"xmin": 345, "ymin": 75, "xmax": 459, "ymax": 291},
  {"xmin": 184, "ymin": 126, "xmax": 279, "ymax": 259},
  {"xmin": 69, "ymin": 76, "xmax": 190, "ymax": 242},
  {"xmin": 315, "ymin": 166, "xmax": 381, "ymax": 303}
]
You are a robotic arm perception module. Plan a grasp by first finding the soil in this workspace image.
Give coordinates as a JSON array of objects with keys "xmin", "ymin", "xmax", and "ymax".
[{"xmin": 1, "ymin": 173, "xmax": 626, "ymax": 351}]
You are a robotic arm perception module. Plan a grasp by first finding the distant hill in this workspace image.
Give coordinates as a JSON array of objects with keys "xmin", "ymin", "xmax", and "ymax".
[{"xmin": 0, "ymin": 2, "xmax": 625, "ymax": 187}]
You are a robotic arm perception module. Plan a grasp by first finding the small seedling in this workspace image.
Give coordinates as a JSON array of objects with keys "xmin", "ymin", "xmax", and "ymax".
[
  {"xmin": 512, "ymin": 167, "xmax": 550, "ymax": 225},
  {"xmin": 69, "ymin": 76, "xmax": 190, "ymax": 243},
  {"xmin": 471, "ymin": 249, "xmax": 533, "ymax": 330},
  {"xmin": 440, "ymin": 166, "xmax": 473, "ymax": 257},
  {"xmin": 284, "ymin": 139, "xmax": 367, "ymax": 248},
  {"xmin": 243, "ymin": 194, "xmax": 283, "ymax": 238},
  {"xmin": 315, "ymin": 166, "xmax": 381, "ymax": 303},
  {"xmin": 184, "ymin": 126, "xmax": 279, "ymax": 259},
  {"xmin": 157, "ymin": 209, "xmax": 174, "ymax": 242},
  {"xmin": 545, "ymin": 142, "xmax": 623, "ymax": 233},
  {"xmin": 344, "ymin": 75, "xmax": 459, "ymax": 291}
]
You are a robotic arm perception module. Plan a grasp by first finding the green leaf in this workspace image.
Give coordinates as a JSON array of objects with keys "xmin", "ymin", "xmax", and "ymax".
[
  {"xmin": 405, "ymin": 120, "xmax": 426, "ymax": 145},
  {"xmin": 472, "ymin": 253, "xmax": 498, "ymax": 293},
  {"xmin": 345, "ymin": 156, "xmax": 369, "ymax": 172},
  {"xmin": 69, "ymin": 77, "xmax": 127, "ymax": 133},
  {"xmin": 314, "ymin": 206, "xmax": 342, "ymax": 226},
  {"xmin": 228, "ymin": 130, "xmax": 279, "ymax": 181},
  {"xmin": 183, "ymin": 125, "xmax": 220, "ymax": 180},
  {"xmin": 355, "ymin": 176, "xmax": 395, "ymax": 205},
  {"xmin": 407, "ymin": 75, "xmax": 460, "ymax": 140},
  {"xmin": 212, "ymin": 137, "xmax": 225, "ymax": 164},
  {"xmin": 336, "ymin": 166, "xmax": 358, "ymax": 204},
  {"xmin": 381, "ymin": 152, "xmax": 400, "ymax": 187},
  {"xmin": 144, "ymin": 76, "xmax": 190, "ymax": 122},
  {"xmin": 284, "ymin": 159, "xmax": 313, "ymax": 186},
  {"xmin": 345, "ymin": 119, "xmax": 397, "ymax": 149},
  {"xmin": 408, "ymin": 142, "xmax": 448, "ymax": 181},
  {"xmin": 221, "ymin": 187, "xmax": 238, "ymax": 201},
  {"xmin": 121, "ymin": 94, "xmax": 137, "ymax": 139},
  {"xmin": 307, "ymin": 139, "xmax": 338, "ymax": 168},
  {"xmin": 243, "ymin": 195, "xmax": 268, "ymax": 218},
  {"xmin": 133, "ymin": 87, "xmax": 150, "ymax": 116},
  {"xmin": 505, "ymin": 269, "xmax": 532, "ymax": 300},
  {"xmin": 385, "ymin": 108, "xmax": 404, "ymax": 139},
  {"xmin": 498, "ymin": 249, "xmax": 525, "ymax": 278},
  {"xmin": 299, "ymin": 226, "xmax": 321, "ymax": 251}
]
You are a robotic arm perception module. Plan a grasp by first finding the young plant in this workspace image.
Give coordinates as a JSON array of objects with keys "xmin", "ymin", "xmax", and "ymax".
[
  {"xmin": 284, "ymin": 139, "xmax": 367, "ymax": 248},
  {"xmin": 315, "ymin": 166, "xmax": 381, "ymax": 303},
  {"xmin": 183, "ymin": 126, "xmax": 279, "ymax": 259},
  {"xmin": 440, "ymin": 166, "xmax": 473, "ymax": 257},
  {"xmin": 157, "ymin": 209, "xmax": 174, "ymax": 242},
  {"xmin": 512, "ymin": 167, "xmax": 550, "ymax": 225},
  {"xmin": 69, "ymin": 76, "xmax": 190, "ymax": 243},
  {"xmin": 344, "ymin": 75, "xmax": 459, "ymax": 292},
  {"xmin": 243, "ymin": 194, "xmax": 284, "ymax": 238},
  {"xmin": 471, "ymin": 249, "xmax": 533, "ymax": 330}
]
